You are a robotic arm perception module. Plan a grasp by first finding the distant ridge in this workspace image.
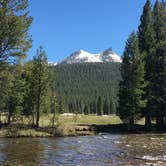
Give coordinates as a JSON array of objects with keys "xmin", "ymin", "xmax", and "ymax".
[
  {"xmin": 48, "ymin": 48, "xmax": 121, "ymax": 66},
  {"xmin": 59, "ymin": 48, "xmax": 122, "ymax": 64}
]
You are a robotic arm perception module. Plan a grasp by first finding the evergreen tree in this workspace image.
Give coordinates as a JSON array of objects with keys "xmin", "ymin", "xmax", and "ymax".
[
  {"xmin": 50, "ymin": 95, "xmax": 58, "ymax": 127},
  {"xmin": 118, "ymin": 32, "xmax": 147, "ymax": 127},
  {"xmin": 49, "ymin": 68, "xmax": 58, "ymax": 127},
  {"xmin": 58, "ymin": 98, "xmax": 65, "ymax": 114},
  {"xmin": 138, "ymin": 0, "xmax": 156, "ymax": 129},
  {"xmin": 79, "ymin": 99, "xmax": 85, "ymax": 114},
  {"xmin": 152, "ymin": 0, "xmax": 166, "ymax": 128},
  {"xmin": 92, "ymin": 100, "xmax": 97, "ymax": 115},
  {"xmin": 103, "ymin": 97, "xmax": 109, "ymax": 115},
  {"xmin": 138, "ymin": 0, "xmax": 155, "ymax": 53},
  {"xmin": 0, "ymin": 66, "xmax": 11, "ymax": 115},
  {"xmin": 0, "ymin": 0, "xmax": 32, "ymax": 63},
  {"xmin": 23, "ymin": 61, "xmax": 37, "ymax": 124},
  {"xmin": 31, "ymin": 46, "xmax": 50, "ymax": 127},
  {"xmin": 97, "ymin": 96, "xmax": 103, "ymax": 115},
  {"xmin": 84, "ymin": 104, "xmax": 89, "ymax": 115},
  {"xmin": 7, "ymin": 63, "xmax": 26, "ymax": 124},
  {"xmin": 110, "ymin": 99, "xmax": 116, "ymax": 115}
]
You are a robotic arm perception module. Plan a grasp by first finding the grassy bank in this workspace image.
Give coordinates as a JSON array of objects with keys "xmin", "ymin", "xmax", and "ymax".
[{"xmin": 0, "ymin": 114, "xmax": 146, "ymax": 137}]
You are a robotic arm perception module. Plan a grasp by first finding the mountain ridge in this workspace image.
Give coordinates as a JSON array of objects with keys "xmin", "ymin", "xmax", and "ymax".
[{"xmin": 59, "ymin": 48, "xmax": 122, "ymax": 64}]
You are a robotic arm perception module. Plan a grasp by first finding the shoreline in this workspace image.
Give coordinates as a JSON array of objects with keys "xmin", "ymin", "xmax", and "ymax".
[{"xmin": 0, "ymin": 124, "xmax": 166, "ymax": 138}]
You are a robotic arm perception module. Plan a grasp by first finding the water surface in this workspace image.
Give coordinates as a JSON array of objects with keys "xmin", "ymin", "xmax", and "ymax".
[{"xmin": 0, "ymin": 134, "xmax": 166, "ymax": 165}]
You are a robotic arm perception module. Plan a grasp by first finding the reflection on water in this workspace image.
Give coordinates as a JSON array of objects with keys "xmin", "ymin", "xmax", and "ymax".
[
  {"xmin": 0, "ymin": 134, "xmax": 166, "ymax": 165},
  {"xmin": 0, "ymin": 138, "xmax": 43, "ymax": 165}
]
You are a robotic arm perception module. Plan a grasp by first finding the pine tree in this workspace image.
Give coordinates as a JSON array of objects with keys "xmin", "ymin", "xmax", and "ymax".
[
  {"xmin": 0, "ymin": 0, "xmax": 32, "ymax": 63},
  {"xmin": 58, "ymin": 99, "xmax": 65, "ymax": 114},
  {"xmin": 97, "ymin": 96, "xmax": 103, "ymax": 115},
  {"xmin": 110, "ymin": 99, "xmax": 116, "ymax": 115},
  {"xmin": 23, "ymin": 61, "xmax": 37, "ymax": 125},
  {"xmin": 138, "ymin": 0, "xmax": 156, "ymax": 129},
  {"xmin": 6, "ymin": 63, "xmax": 26, "ymax": 124},
  {"xmin": 103, "ymin": 97, "xmax": 109, "ymax": 115},
  {"xmin": 31, "ymin": 46, "xmax": 50, "ymax": 127},
  {"xmin": 152, "ymin": 0, "xmax": 166, "ymax": 128},
  {"xmin": 92, "ymin": 100, "xmax": 97, "ymax": 115},
  {"xmin": 138, "ymin": 0, "xmax": 155, "ymax": 53},
  {"xmin": 0, "ymin": 66, "xmax": 10, "ymax": 113},
  {"xmin": 84, "ymin": 104, "xmax": 89, "ymax": 115},
  {"xmin": 118, "ymin": 32, "xmax": 147, "ymax": 128}
]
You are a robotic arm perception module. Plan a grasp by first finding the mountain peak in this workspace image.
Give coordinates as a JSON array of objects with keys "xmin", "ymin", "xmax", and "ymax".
[
  {"xmin": 79, "ymin": 49, "xmax": 86, "ymax": 53},
  {"xmin": 59, "ymin": 48, "xmax": 121, "ymax": 64},
  {"xmin": 74, "ymin": 49, "xmax": 85, "ymax": 54},
  {"xmin": 103, "ymin": 48, "xmax": 114, "ymax": 55},
  {"xmin": 101, "ymin": 48, "xmax": 122, "ymax": 63}
]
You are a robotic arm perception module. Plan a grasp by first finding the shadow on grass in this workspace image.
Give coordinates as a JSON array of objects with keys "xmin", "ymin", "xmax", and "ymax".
[{"xmin": 79, "ymin": 123, "xmax": 166, "ymax": 134}]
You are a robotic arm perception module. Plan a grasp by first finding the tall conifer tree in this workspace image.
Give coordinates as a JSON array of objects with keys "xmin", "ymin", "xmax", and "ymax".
[
  {"xmin": 152, "ymin": 0, "xmax": 166, "ymax": 128},
  {"xmin": 138, "ymin": 0, "xmax": 155, "ymax": 129},
  {"xmin": 118, "ymin": 32, "xmax": 147, "ymax": 128},
  {"xmin": 0, "ymin": 0, "xmax": 32, "ymax": 63},
  {"xmin": 31, "ymin": 46, "xmax": 49, "ymax": 127},
  {"xmin": 97, "ymin": 96, "xmax": 103, "ymax": 115}
]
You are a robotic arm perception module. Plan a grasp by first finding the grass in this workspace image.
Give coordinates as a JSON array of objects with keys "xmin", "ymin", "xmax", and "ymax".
[
  {"xmin": 0, "ymin": 129, "xmax": 51, "ymax": 138},
  {"xmin": 58, "ymin": 114, "xmax": 122, "ymax": 125},
  {"xmin": 40, "ymin": 114, "xmax": 146, "ymax": 126},
  {"xmin": 0, "ymin": 113, "xmax": 145, "ymax": 127},
  {"xmin": 0, "ymin": 114, "xmax": 147, "ymax": 137}
]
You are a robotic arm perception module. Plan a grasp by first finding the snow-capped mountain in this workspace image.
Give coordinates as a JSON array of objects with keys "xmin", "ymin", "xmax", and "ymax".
[{"xmin": 59, "ymin": 48, "xmax": 121, "ymax": 64}]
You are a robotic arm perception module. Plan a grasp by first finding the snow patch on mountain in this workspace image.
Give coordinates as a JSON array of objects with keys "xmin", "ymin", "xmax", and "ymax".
[
  {"xmin": 101, "ymin": 48, "xmax": 122, "ymax": 63},
  {"xmin": 58, "ymin": 48, "xmax": 122, "ymax": 64},
  {"xmin": 61, "ymin": 50, "xmax": 102, "ymax": 64}
]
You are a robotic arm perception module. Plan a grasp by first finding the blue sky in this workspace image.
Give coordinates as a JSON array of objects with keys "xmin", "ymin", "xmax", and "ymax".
[{"xmin": 28, "ymin": 0, "xmax": 155, "ymax": 62}]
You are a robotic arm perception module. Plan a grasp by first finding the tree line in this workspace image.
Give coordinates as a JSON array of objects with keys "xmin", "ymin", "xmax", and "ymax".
[{"xmin": 118, "ymin": 0, "xmax": 166, "ymax": 130}]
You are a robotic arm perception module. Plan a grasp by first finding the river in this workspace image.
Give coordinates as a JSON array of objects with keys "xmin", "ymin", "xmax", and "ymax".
[{"xmin": 0, "ymin": 134, "xmax": 166, "ymax": 165}]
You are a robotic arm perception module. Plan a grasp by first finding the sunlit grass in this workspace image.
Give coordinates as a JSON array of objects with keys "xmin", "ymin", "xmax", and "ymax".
[{"xmin": 0, "ymin": 113, "xmax": 147, "ymax": 127}]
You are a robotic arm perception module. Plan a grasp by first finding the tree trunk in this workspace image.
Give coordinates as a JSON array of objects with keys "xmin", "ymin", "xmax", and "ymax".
[
  {"xmin": 156, "ymin": 115, "xmax": 164, "ymax": 130},
  {"xmin": 36, "ymin": 87, "xmax": 41, "ymax": 128},
  {"xmin": 8, "ymin": 112, "xmax": 11, "ymax": 125},
  {"xmin": 52, "ymin": 109, "xmax": 56, "ymax": 128},
  {"xmin": 36, "ymin": 100, "xmax": 40, "ymax": 128},
  {"xmin": 164, "ymin": 116, "xmax": 166, "ymax": 129},
  {"xmin": 145, "ymin": 112, "xmax": 151, "ymax": 130},
  {"xmin": 127, "ymin": 116, "xmax": 134, "ymax": 131},
  {"xmin": 32, "ymin": 111, "xmax": 35, "ymax": 126},
  {"xmin": 0, "ymin": 113, "xmax": 1, "ymax": 125}
]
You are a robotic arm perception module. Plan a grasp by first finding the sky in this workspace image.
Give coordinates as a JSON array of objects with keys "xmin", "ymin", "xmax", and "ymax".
[{"xmin": 28, "ymin": 0, "xmax": 156, "ymax": 62}]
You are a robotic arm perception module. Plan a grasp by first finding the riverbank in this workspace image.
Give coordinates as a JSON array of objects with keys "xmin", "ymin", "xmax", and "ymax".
[
  {"xmin": 0, "ymin": 115, "xmax": 164, "ymax": 138},
  {"xmin": 0, "ymin": 124, "xmax": 166, "ymax": 138},
  {"xmin": 0, "ymin": 115, "xmax": 121, "ymax": 137},
  {"xmin": 0, "ymin": 124, "xmax": 95, "ymax": 138}
]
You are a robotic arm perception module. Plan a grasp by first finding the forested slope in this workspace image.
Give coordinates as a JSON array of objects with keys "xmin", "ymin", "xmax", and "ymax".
[{"xmin": 53, "ymin": 62, "xmax": 121, "ymax": 114}]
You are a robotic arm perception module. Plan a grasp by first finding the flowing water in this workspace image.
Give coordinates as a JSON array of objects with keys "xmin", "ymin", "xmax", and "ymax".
[{"xmin": 0, "ymin": 134, "xmax": 166, "ymax": 166}]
